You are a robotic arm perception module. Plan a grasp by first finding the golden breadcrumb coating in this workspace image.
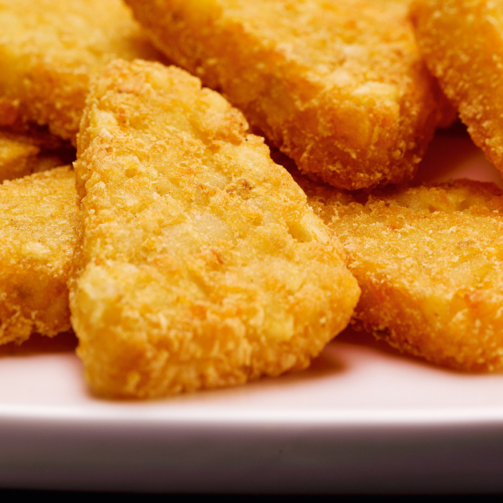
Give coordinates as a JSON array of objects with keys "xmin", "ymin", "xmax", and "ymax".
[
  {"xmin": 301, "ymin": 177, "xmax": 503, "ymax": 371},
  {"xmin": 0, "ymin": 166, "xmax": 80, "ymax": 345},
  {"xmin": 0, "ymin": 128, "xmax": 74, "ymax": 182},
  {"xmin": 411, "ymin": 0, "xmax": 503, "ymax": 172},
  {"xmin": 0, "ymin": 0, "xmax": 161, "ymax": 143},
  {"xmin": 125, "ymin": 0, "xmax": 444, "ymax": 190},
  {"xmin": 71, "ymin": 59, "xmax": 359, "ymax": 398}
]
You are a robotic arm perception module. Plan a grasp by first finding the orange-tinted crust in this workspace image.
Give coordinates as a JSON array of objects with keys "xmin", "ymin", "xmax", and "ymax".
[{"xmin": 71, "ymin": 59, "xmax": 359, "ymax": 398}]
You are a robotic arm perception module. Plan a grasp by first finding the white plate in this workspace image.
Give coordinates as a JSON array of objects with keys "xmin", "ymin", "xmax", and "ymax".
[{"xmin": 1, "ymin": 127, "xmax": 503, "ymax": 494}]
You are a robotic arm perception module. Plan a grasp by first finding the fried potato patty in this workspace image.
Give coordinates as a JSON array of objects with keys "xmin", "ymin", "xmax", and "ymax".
[
  {"xmin": 71, "ymin": 59, "xmax": 359, "ymax": 398},
  {"xmin": 0, "ymin": 0, "xmax": 161, "ymax": 143},
  {"xmin": 412, "ymin": 0, "xmax": 503, "ymax": 173},
  {"xmin": 0, "ymin": 166, "xmax": 79, "ymax": 345},
  {"xmin": 301, "ymin": 178, "xmax": 503, "ymax": 371},
  {"xmin": 125, "ymin": 0, "xmax": 444, "ymax": 190}
]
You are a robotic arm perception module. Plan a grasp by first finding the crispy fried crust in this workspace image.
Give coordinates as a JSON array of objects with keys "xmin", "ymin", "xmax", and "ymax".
[
  {"xmin": 0, "ymin": 166, "xmax": 80, "ymax": 345},
  {"xmin": 301, "ymin": 178, "xmax": 503, "ymax": 371},
  {"xmin": 125, "ymin": 0, "xmax": 444, "ymax": 190},
  {"xmin": 71, "ymin": 59, "xmax": 359, "ymax": 398},
  {"xmin": 0, "ymin": 0, "xmax": 161, "ymax": 143},
  {"xmin": 411, "ymin": 0, "xmax": 503, "ymax": 171}
]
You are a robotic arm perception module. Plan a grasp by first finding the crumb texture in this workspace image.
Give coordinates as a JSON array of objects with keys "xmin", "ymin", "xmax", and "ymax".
[
  {"xmin": 412, "ymin": 0, "xmax": 503, "ymax": 172},
  {"xmin": 0, "ymin": 0, "xmax": 161, "ymax": 142},
  {"xmin": 0, "ymin": 166, "xmax": 80, "ymax": 345},
  {"xmin": 302, "ymin": 177, "xmax": 503, "ymax": 371},
  {"xmin": 72, "ymin": 59, "xmax": 359, "ymax": 398},
  {"xmin": 126, "ymin": 0, "xmax": 443, "ymax": 190}
]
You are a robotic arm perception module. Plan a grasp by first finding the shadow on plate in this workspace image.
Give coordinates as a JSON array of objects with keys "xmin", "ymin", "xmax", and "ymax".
[
  {"xmin": 416, "ymin": 121, "xmax": 502, "ymax": 186},
  {"xmin": 0, "ymin": 330, "xmax": 78, "ymax": 357},
  {"xmin": 333, "ymin": 324, "xmax": 503, "ymax": 375}
]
